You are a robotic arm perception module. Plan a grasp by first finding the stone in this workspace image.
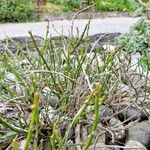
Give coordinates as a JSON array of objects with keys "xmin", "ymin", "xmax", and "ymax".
[
  {"xmin": 10, "ymin": 84, "xmax": 24, "ymax": 96},
  {"xmin": 81, "ymin": 126, "xmax": 88, "ymax": 144},
  {"xmin": 127, "ymin": 120, "xmax": 150, "ymax": 147},
  {"xmin": 101, "ymin": 105, "xmax": 114, "ymax": 122},
  {"xmin": 5, "ymin": 72, "xmax": 18, "ymax": 82},
  {"xmin": 48, "ymin": 96, "xmax": 59, "ymax": 108},
  {"xmin": 40, "ymin": 106, "xmax": 59, "ymax": 124},
  {"xmin": 87, "ymin": 52, "xmax": 104, "ymax": 68},
  {"xmin": 89, "ymin": 143, "xmax": 120, "ymax": 150},
  {"xmin": 109, "ymin": 117, "xmax": 126, "ymax": 142},
  {"xmin": 119, "ymin": 106, "xmax": 147, "ymax": 121},
  {"xmin": 18, "ymin": 140, "xmax": 26, "ymax": 150},
  {"xmin": 89, "ymin": 33, "xmax": 121, "ymax": 52},
  {"xmin": 94, "ymin": 125, "xmax": 106, "ymax": 144},
  {"xmin": 43, "ymin": 141, "xmax": 52, "ymax": 150},
  {"xmin": 0, "ymin": 36, "xmax": 43, "ymax": 53},
  {"xmin": 42, "ymin": 86, "xmax": 60, "ymax": 108},
  {"xmin": 130, "ymin": 52, "xmax": 141, "ymax": 71},
  {"xmin": 125, "ymin": 140, "xmax": 148, "ymax": 150},
  {"xmin": 103, "ymin": 45, "xmax": 116, "ymax": 53}
]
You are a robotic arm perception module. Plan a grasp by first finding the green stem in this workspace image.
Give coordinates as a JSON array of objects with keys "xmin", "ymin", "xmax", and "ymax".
[
  {"xmin": 0, "ymin": 132, "xmax": 17, "ymax": 142},
  {"xmin": 12, "ymin": 139, "xmax": 19, "ymax": 150},
  {"xmin": 0, "ymin": 114, "xmax": 26, "ymax": 133},
  {"xmin": 28, "ymin": 31, "xmax": 56, "ymax": 84},
  {"xmin": 82, "ymin": 94, "xmax": 102, "ymax": 150},
  {"xmin": 64, "ymin": 92, "xmax": 93, "ymax": 146},
  {"xmin": 23, "ymin": 93, "xmax": 40, "ymax": 150},
  {"xmin": 34, "ymin": 107, "xmax": 40, "ymax": 150}
]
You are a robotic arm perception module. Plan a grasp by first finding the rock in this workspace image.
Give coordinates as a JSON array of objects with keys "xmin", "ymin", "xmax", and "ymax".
[
  {"xmin": 42, "ymin": 86, "xmax": 60, "ymax": 108},
  {"xmin": 109, "ymin": 117, "xmax": 126, "ymax": 142},
  {"xmin": 95, "ymin": 125, "xmax": 106, "ymax": 144},
  {"xmin": 125, "ymin": 140, "xmax": 148, "ymax": 150},
  {"xmin": 81, "ymin": 123, "xmax": 106, "ymax": 148},
  {"xmin": 0, "ymin": 36, "xmax": 43, "ymax": 53},
  {"xmin": 87, "ymin": 52, "xmax": 104, "ymax": 68},
  {"xmin": 101, "ymin": 105, "xmax": 114, "ymax": 122},
  {"xmin": 18, "ymin": 140, "xmax": 26, "ymax": 150},
  {"xmin": 40, "ymin": 106, "xmax": 73, "ymax": 138},
  {"xmin": 40, "ymin": 106, "xmax": 59, "ymax": 124},
  {"xmin": 89, "ymin": 33, "xmax": 121, "ymax": 52},
  {"xmin": 43, "ymin": 141, "xmax": 52, "ymax": 150},
  {"xmin": 127, "ymin": 120, "xmax": 150, "ymax": 147},
  {"xmin": 81, "ymin": 126, "xmax": 88, "ymax": 144},
  {"xmin": 5, "ymin": 72, "xmax": 18, "ymax": 82},
  {"xmin": 48, "ymin": 96, "xmax": 59, "ymax": 108},
  {"xmin": 130, "ymin": 52, "xmax": 141, "ymax": 70},
  {"xmin": 130, "ymin": 73, "xmax": 143, "ymax": 88},
  {"xmin": 10, "ymin": 84, "xmax": 24, "ymax": 96},
  {"xmin": 103, "ymin": 45, "xmax": 116, "ymax": 53},
  {"xmin": 42, "ymin": 86, "xmax": 51, "ymax": 95},
  {"xmin": 89, "ymin": 143, "xmax": 120, "ymax": 150},
  {"xmin": 119, "ymin": 105, "xmax": 147, "ymax": 121}
]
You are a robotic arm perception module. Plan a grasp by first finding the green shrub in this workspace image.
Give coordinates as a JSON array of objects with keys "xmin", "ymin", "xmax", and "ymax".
[
  {"xmin": 117, "ymin": 19, "xmax": 150, "ymax": 69},
  {"xmin": 0, "ymin": 0, "xmax": 35, "ymax": 22},
  {"xmin": 95, "ymin": 0, "xmax": 139, "ymax": 11},
  {"xmin": 49, "ymin": 0, "xmax": 80, "ymax": 11},
  {"xmin": 49, "ymin": 0, "xmax": 140, "ymax": 12}
]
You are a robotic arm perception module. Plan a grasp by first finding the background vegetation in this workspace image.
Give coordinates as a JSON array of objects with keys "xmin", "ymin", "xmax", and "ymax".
[
  {"xmin": 1, "ymin": 0, "xmax": 149, "ymax": 22},
  {"xmin": 117, "ymin": 19, "xmax": 150, "ymax": 70},
  {"xmin": 48, "ymin": 0, "xmax": 140, "ymax": 12},
  {"xmin": 1, "ymin": 18, "xmax": 150, "ymax": 149},
  {"xmin": 0, "ymin": 0, "xmax": 35, "ymax": 22},
  {"xmin": 95, "ymin": 0, "xmax": 140, "ymax": 11}
]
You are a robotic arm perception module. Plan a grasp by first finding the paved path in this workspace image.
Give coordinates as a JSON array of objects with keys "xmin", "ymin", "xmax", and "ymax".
[{"xmin": 0, "ymin": 17, "xmax": 139, "ymax": 40}]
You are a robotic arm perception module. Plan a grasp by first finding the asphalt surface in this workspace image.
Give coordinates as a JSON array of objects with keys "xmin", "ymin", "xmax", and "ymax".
[{"xmin": 0, "ymin": 17, "xmax": 139, "ymax": 40}]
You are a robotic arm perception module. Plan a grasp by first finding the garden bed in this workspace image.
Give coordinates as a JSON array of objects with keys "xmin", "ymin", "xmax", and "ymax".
[{"xmin": 0, "ymin": 19, "xmax": 150, "ymax": 150}]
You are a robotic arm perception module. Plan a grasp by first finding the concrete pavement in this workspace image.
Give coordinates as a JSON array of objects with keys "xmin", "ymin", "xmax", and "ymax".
[{"xmin": 0, "ymin": 17, "xmax": 139, "ymax": 40}]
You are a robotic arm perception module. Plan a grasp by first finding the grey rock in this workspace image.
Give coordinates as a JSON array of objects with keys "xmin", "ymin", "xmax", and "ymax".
[
  {"xmin": 68, "ymin": 147, "xmax": 77, "ymax": 150},
  {"xmin": 48, "ymin": 96, "xmax": 59, "ymax": 108},
  {"xmin": 42, "ymin": 86, "xmax": 59, "ymax": 107},
  {"xmin": 0, "ymin": 36, "xmax": 43, "ymax": 53},
  {"xmin": 40, "ymin": 106, "xmax": 60, "ymax": 124},
  {"xmin": 5, "ymin": 72, "xmax": 18, "ymax": 82},
  {"xmin": 125, "ymin": 140, "xmax": 148, "ymax": 150},
  {"xmin": 94, "ymin": 124, "xmax": 106, "ymax": 144},
  {"xmin": 89, "ymin": 33, "xmax": 121, "ymax": 52},
  {"xmin": 10, "ymin": 84, "xmax": 24, "ymax": 96},
  {"xmin": 89, "ymin": 143, "xmax": 120, "ymax": 150},
  {"xmin": 101, "ymin": 105, "xmax": 114, "ymax": 121},
  {"xmin": 127, "ymin": 121, "xmax": 150, "ymax": 147},
  {"xmin": 43, "ymin": 141, "xmax": 52, "ymax": 150},
  {"xmin": 81, "ymin": 126, "xmax": 88, "ymax": 144},
  {"xmin": 18, "ymin": 140, "xmax": 26, "ymax": 150},
  {"xmin": 109, "ymin": 117, "xmax": 126, "ymax": 142},
  {"xmin": 119, "ymin": 106, "xmax": 147, "ymax": 121},
  {"xmin": 95, "ymin": 131, "xmax": 106, "ymax": 145}
]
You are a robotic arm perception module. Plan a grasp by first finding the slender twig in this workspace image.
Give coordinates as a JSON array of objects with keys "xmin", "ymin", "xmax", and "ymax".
[{"xmin": 71, "ymin": 4, "xmax": 94, "ymax": 37}]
